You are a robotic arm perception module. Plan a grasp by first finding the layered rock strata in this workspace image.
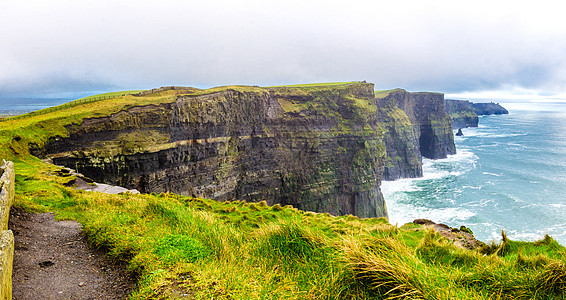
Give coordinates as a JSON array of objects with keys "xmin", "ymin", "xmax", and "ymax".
[
  {"xmin": 38, "ymin": 83, "xmax": 388, "ymax": 218},
  {"xmin": 35, "ymin": 83, "xmax": 458, "ymax": 219},
  {"xmin": 377, "ymin": 89, "xmax": 456, "ymax": 180}
]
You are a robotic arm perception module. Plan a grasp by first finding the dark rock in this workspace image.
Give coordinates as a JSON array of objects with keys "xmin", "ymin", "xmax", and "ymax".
[
  {"xmin": 378, "ymin": 90, "xmax": 456, "ymax": 180},
  {"xmin": 456, "ymin": 128, "xmax": 463, "ymax": 136},
  {"xmin": 39, "ymin": 261, "xmax": 54, "ymax": 268},
  {"xmin": 444, "ymin": 99, "xmax": 479, "ymax": 129}
]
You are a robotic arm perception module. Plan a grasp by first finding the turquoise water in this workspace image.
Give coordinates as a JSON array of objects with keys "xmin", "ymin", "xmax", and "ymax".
[{"xmin": 382, "ymin": 103, "xmax": 566, "ymax": 244}]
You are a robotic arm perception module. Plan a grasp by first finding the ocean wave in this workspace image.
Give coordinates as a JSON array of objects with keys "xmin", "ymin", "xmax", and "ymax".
[
  {"xmin": 462, "ymin": 185, "xmax": 482, "ymax": 190},
  {"xmin": 482, "ymin": 172, "xmax": 501, "ymax": 177},
  {"xmin": 387, "ymin": 200, "xmax": 476, "ymax": 227}
]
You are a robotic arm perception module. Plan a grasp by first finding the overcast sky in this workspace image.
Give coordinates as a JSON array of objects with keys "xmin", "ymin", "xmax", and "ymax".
[{"xmin": 1, "ymin": 0, "xmax": 566, "ymax": 100}]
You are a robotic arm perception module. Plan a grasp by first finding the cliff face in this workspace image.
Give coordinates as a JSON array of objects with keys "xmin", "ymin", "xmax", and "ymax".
[
  {"xmin": 38, "ymin": 83, "xmax": 388, "ymax": 218},
  {"xmin": 377, "ymin": 89, "xmax": 456, "ymax": 180},
  {"xmin": 472, "ymin": 102, "xmax": 509, "ymax": 115},
  {"xmin": 445, "ymin": 99, "xmax": 479, "ymax": 129}
]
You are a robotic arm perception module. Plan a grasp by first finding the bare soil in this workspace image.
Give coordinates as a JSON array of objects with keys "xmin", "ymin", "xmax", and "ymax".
[{"xmin": 9, "ymin": 207, "xmax": 136, "ymax": 300}]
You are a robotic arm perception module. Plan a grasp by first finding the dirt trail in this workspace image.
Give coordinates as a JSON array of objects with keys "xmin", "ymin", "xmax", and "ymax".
[{"xmin": 9, "ymin": 208, "xmax": 135, "ymax": 300}]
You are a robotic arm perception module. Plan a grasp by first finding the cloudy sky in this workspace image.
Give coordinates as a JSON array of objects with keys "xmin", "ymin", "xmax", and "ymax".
[{"xmin": 1, "ymin": 0, "xmax": 566, "ymax": 100}]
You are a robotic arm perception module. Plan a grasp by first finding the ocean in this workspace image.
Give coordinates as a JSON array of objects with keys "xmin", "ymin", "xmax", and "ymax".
[
  {"xmin": 0, "ymin": 98, "xmax": 72, "ymax": 116},
  {"xmin": 382, "ymin": 102, "xmax": 566, "ymax": 245}
]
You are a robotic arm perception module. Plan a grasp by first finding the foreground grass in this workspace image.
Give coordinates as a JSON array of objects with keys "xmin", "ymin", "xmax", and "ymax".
[{"xmin": 13, "ymin": 160, "xmax": 566, "ymax": 299}]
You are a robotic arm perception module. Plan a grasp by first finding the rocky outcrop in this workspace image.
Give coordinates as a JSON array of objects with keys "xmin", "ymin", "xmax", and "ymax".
[
  {"xmin": 445, "ymin": 99, "xmax": 479, "ymax": 129},
  {"xmin": 377, "ymin": 89, "xmax": 456, "ymax": 180},
  {"xmin": 37, "ymin": 83, "xmax": 388, "ymax": 218},
  {"xmin": 472, "ymin": 102, "xmax": 509, "ymax": 115}
]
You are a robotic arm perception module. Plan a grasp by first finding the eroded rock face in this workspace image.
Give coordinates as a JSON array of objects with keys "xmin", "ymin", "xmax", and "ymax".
[
  {"xmin": 36, "ymin": 83, "xmax": 457, "ymax": 218},
  {"xmin": 377, "ymin": 90, "xmax": 456, "ymax": 180},
  {"xmin": 445, "ymin": 99, "xmax": 479, "ymax": 129},
  {"xmin": 40, "ymin": 83, "xmax": 388, "ymax": 218}
]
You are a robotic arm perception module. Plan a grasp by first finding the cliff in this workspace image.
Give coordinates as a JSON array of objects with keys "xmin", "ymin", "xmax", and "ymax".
[
  {"xmin": 36, "ymin": 83, "xmax": 388, "ymax": 218},
  {"xmin": 27, "ymin": 82, "xmax": 457, "ymax": 218},
  {"xmin": 377, "ymin": 89, "xmax": 456, "ymax": 180},
  {"xmin": 472, "ymin": 102, "xmax": 509, "ymax": 115},
  {"xmin": 445, "ymin": 99, "xmax": 479, "ymax": 129}
]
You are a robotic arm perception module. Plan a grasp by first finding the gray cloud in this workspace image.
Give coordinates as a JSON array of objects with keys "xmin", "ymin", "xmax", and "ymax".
[{"xmin": 2, "ymin": 0, "xmax": 566, "ymax": 98}]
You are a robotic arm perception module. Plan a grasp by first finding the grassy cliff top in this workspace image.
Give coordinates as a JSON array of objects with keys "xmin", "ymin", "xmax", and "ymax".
[
  {"xmin": 265, "ymin": 81, "xmax": 361, "ymax": 88},
  {"xmin": 0, "ymin": 83, "xmax": 377, "ymax": 162},
  {"xmin": 0, "ymin": 89, "xmax": 186, "ymax": 162},
  {"xmin": 375, "ymin": 88, "xmax": 405, "ymax": 99}
]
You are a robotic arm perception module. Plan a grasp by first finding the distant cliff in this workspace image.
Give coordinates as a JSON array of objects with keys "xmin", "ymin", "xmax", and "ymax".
[
  {"xmin": 472, "ymin": 102, "xmax": 509, "ymax": 115},
  {"xmin": 445, "ymin": 100, "xmax": 509, "ymax": 129},
  {"xmin": 445, "ymin": 99, "xmax": 479, "ymax": 129},
  {"xmin": 377, "ymin": 89, "xmax": 456, "ymax": 180}
]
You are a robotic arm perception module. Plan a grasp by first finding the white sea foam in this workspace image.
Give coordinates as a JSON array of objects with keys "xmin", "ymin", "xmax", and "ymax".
[
  {"xmin": 482, "ymin": 172, "xmax": 501, "ymax": 177},
  {"xmin": 387, "ymin": 201, "xmax": 476, "ymax": 226},
  {"xmin": 384, "ymin": 148, "xmax": 478, "ymax": 226},
  {"xmin": 463, "ymin": 185, "xmax": 482, "ymax": 190}
]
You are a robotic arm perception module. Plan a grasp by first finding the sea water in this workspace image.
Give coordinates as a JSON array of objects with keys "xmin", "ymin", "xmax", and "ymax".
[
  {"xmin": 382, "ymin": 102, "xmax": 566, "ymax": 244},
  {"xmin": 0, "ymin": 98, "xmax": 71, "ymax": 116}
]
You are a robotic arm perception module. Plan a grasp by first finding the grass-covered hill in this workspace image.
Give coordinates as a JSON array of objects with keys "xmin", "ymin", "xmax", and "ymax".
[{"xmin": 3, "ymin": 85, "xmax": 566, "ymax": 299}]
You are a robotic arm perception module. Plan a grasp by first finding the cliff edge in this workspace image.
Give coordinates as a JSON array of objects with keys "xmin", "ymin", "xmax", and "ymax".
[{"xmin": 377, "ymin": 89, "xmax": 456, "ymax": 180}]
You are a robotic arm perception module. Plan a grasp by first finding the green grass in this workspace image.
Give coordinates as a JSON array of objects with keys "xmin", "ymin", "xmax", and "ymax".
[
  {"xmin": 73, "ymin": 90, "xmax": 146, "ymax": 101},
  {"xmin": 11, "ymin": 161, "xmax": 566, "ymax": 299},
  {"xmin": 266, "ymin": 81, "xmax": 360, "ymax": 88},
  {"xmin": 3, "ymin": 84, "xmax": 566, "ymax": 299},
  {"xmin": 374, "ymin": 89, "xmax": 404, "ymax": 99},
  {"xmin": 0, "ymin": 88, "xmax": 196, "ymax": 161}
]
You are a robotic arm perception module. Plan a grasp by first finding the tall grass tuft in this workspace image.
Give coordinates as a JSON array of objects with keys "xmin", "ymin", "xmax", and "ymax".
[
  {"xmin": 537, "ymin": 259, "xmax": 566, "ymax": 296},
  {"xmin": 480, "ymin": 230, "xmax": 511, "ymax": 257},
  {"xmin": 256, "ymin": 223, "xmax": 324, "ymax": 262},
  {"xmin": 339, "ymin": 236, "xmax": 425, "ymax": 300}
]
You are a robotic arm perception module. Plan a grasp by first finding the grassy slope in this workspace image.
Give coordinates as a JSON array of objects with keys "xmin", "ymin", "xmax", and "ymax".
[{"xmin": 5, "ymin": 86, "xmax": 566, "ymax": 299}]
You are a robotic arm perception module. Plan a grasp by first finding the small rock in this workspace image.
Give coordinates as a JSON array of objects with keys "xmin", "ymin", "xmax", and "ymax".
[
  {"xmin": 79, "ymin": 282, "xmax": 86, "ymax": 287},
  {"xmin": 39, "ymin": 260, "xmax": 54, "ymax": 268},
  {"xmin": 413, "ymin": 219, "xmax": 436, "ymax": 225}
]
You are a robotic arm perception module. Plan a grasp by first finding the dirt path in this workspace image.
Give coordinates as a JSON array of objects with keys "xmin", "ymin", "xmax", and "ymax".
[{"xmin": 9, "ymin": 208, "xmax": 136, "ymax": 300}]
